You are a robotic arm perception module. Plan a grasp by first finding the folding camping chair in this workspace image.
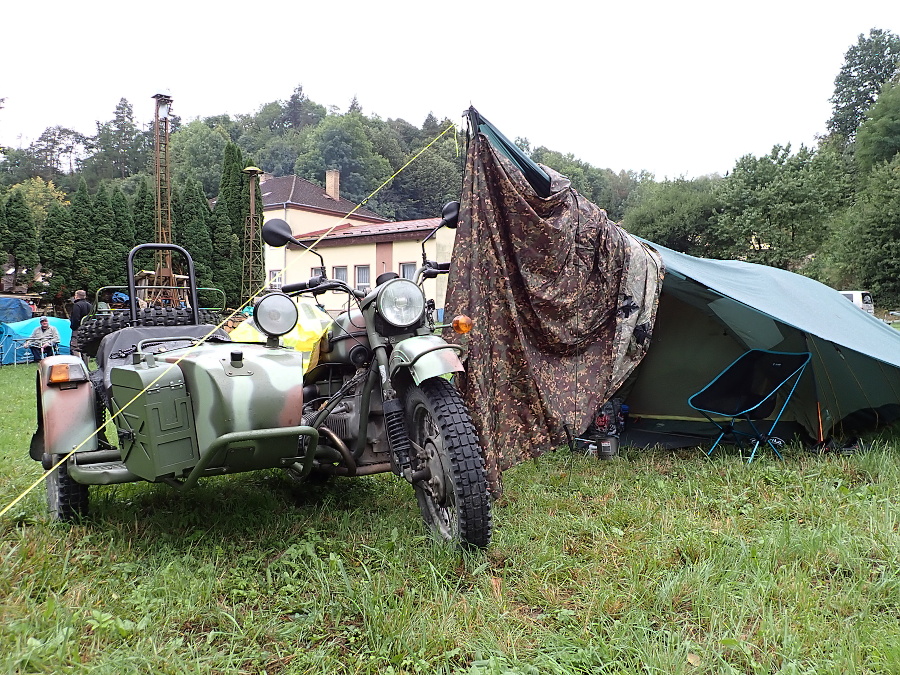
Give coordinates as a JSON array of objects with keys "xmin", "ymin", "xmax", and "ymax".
[{"xmin": 688, "ymin": 350, "xmax": 811, "ymax": 463}]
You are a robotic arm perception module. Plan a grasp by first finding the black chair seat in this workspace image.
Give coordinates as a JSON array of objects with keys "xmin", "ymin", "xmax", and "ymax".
[{"xmin": 688, "ymin": 350, "xmax": 811, "ymax": 462}]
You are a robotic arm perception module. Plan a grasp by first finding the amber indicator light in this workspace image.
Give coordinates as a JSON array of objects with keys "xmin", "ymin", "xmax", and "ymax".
[{"xmin": 452, "ymin": 315, "xmax": 474, "ymax": 334}]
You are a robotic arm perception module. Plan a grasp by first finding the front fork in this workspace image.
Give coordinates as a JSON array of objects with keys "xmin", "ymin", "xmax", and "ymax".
[
  {"xmin": 373, "ymin": 345, "xmax": 430, "ymax": 484},
  {"xmin": 373, "ymin": 345, "xmax": 413, "ymax": 479}
]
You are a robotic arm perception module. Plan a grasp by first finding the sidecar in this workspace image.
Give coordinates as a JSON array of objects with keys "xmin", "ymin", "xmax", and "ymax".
[{"xmin": 30, "ymin": 244, "xmax": 320, "ymax": 521}]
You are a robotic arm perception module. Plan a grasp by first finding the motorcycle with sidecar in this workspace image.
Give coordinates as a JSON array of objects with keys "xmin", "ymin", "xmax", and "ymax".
[{"xmin": 31, "ymin": 202, "xmax": 492, "ymax": 548}]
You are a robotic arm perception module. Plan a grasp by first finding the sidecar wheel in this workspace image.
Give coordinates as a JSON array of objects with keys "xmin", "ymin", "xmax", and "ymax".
[
  {"xmin": 46, "ymin": 459, "xmax": 89, "ymax": 522},
  {"xmin": 404, "ymin": 378, "xmax": 492, "ymax": 548}
]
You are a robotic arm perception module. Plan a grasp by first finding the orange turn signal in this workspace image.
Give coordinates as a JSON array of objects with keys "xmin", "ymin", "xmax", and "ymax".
[
  {"xmin": 49, "ymin": 363, "xmax": 87, "ymax": 384},
  {"xmin": 451, "ymin": 315, "xmax": 474, "ymax": 334}
]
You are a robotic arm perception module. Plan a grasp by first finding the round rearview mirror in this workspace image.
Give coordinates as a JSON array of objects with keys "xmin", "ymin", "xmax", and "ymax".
[
  {"xmin": 262, "ymin": 218, "xmax": 294, "ymax": 247},
  {"xmin": 440, "ymin": 201, "xmax": 460, "ymax": 229}
]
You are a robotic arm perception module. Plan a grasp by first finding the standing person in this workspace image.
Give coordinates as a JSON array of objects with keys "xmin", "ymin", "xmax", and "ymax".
[
  {"xmin": 70, "ymin": 289, "xmax": 92, "ymax": 364},
  {"xmin": 24, "ymin": 317, "xmax": 60, "ymax": 362}
]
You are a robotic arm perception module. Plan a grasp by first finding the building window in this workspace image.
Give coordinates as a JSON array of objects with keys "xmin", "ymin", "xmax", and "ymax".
[
  {"xmin": 400, "ymin": 262, "xmax": 416, "ymax": 280},
  {"xmin": 311, "ymin": 266, "xmax": 325, "ymax": 278},
  {"xmin": 268, "ymin": 269, "xmax": 282, "ymax": 290},
  {"xmin": 355, "ymin": 265, "xmax": 371, "ymax": 293},
  {"xmin": 332, "ymin": 266, "xmax": 348, "ymax": 283}
]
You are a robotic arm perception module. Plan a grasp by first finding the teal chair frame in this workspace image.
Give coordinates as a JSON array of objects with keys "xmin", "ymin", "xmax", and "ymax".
[{"xmin": 688, "ymin": 350, "xmax": 811, "ymax": 463}]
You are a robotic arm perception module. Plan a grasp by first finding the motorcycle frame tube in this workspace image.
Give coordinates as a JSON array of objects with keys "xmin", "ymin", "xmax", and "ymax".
[{"xmin": 163, "ymin": 425, "xmax": 319, "ymax": 490}]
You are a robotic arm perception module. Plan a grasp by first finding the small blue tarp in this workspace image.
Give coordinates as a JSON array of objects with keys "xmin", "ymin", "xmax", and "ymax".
[
  {"xmin": 0, "ymin": 316, "xmax": 72, "ymax": 364},
  {"xmin": 0, "ymin": 297, "xmax": 32, "ymax": 323}
]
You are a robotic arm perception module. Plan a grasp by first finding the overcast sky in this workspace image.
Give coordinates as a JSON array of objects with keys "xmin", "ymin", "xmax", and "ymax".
[{"xmin": 1, "ymin": 0, "xmax": 897, "ymax": 180}]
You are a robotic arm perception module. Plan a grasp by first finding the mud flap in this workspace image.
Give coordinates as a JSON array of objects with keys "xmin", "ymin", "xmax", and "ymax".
[{"xmin": 34, "ymin": 356, "xmax": 99, "ymax": 457}]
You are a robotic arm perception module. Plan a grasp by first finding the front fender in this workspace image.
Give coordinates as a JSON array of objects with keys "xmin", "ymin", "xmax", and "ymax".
[
  {"xmin": 33, "ymin": 355, "xmax": 98, "ymax": 458},
  {"xmin": 388, "ymin": 335, "xmax": 464, "ymax": 386}
]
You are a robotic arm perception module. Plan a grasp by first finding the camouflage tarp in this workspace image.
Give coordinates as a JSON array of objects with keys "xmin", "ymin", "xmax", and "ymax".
[{"xmin": 445, "ymin": 109, "xmax": 664, "ymax": 493}]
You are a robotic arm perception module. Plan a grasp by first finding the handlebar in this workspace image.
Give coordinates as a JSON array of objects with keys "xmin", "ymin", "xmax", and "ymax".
[
  {"xmin": 419, "ymin": 261, "xmax": 452, "ymax": 280},
  {"xmin": 281, "ymin": 276, "xmax": 366, "ymax": 299}
]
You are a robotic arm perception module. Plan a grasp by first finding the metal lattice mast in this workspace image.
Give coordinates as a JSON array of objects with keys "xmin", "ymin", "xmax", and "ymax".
[
  {"xmin": 241, "ymin": 166, "xmax": 265, "ymax": 301},
  {"xmin": 152, "ymin": 91, "xmax": 174, "ymax": 304}
]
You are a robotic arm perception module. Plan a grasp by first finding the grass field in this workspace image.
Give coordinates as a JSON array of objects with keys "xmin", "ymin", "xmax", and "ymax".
[{"xmin": 2, "ymin": 362, "xmax": 900, "ymax": 674}]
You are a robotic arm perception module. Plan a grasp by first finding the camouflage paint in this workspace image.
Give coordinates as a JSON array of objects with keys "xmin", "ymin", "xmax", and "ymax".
[
  {"xmin": 35, "ymin": 355, "xmax": 99, "ymax": 455},
  {"xmin": 445, "ymin": 124, "xmax": 664, "ymax": 493},
  {"xmin": 388, "ymin": 335, "xmax": 464, "ymax": 385},
  {"xmin": 161, "ymin": 342, "xmax": 306, "ymax": 460}
]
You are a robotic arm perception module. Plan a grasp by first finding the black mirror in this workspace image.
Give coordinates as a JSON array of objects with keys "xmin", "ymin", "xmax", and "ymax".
[
  {"xmin": 439, "ymin": 201, "xmax": 460, "ymax": 229},
  {"xmin": 262, "ymin": 218, "xmax": 294, "ymax": 247}
]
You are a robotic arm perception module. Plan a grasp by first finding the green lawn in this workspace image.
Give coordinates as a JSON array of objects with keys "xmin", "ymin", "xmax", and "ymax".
[{"xmin": 2, "ymin": 362, "xmax": 900, "ymax": 674}]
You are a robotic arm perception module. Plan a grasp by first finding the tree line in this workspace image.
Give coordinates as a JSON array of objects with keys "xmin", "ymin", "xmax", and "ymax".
[
  {"xmin": 1, "ymin": 28, "xmax": 899, "ymax": 307},
  {"xmin": 622, "ymin": 28, "xmax": 900, "ymax": 306}
]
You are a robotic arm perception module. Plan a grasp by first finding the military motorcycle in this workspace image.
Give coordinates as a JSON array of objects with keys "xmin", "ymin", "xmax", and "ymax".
[{"xmin": 31, "ymin": 202, "xmax": 492, "ymax": 548}]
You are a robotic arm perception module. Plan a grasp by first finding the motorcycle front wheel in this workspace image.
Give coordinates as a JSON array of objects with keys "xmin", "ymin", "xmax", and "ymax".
[{"xmin": 404, "ymin": 377, "xmax": 492, "ymax": 548}]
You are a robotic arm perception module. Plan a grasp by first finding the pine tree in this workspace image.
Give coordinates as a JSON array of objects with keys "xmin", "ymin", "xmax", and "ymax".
[
  {"xmin": 0, "ymin": 194, "xmax": 9, "ymax": 265},
  {"xmin": 210, "ymin": 207, "xmax": 240, "ymax": 306},
  {"xmin": 69, "ymin": 178, "xmax": 94, "ymax": 292},
  {"xmin": 132, "ymin": 177, "xmax": 156, "ymax": 245},
  {"xmin": 109, "ymin": 186, "xmax": 134, "ymax": 284},
  {"xmin": 110, "ymin": 186, "xmax": 135, "ymax": 259},
  {"xmin": 828, "ymin": 29, "xmax": 900, "ymax": 143},
  {"xmin": 179, "ymin": 178, "xmax": 214, "ymax": 287},
  {"xmin": 89, "ymin": 183, "xmax": 119, "ymax": 287},
  {"xmin": 3, "ymin": 190, "xmax": 39, "ymax": 288},
  {"xmin": 40, "ymin": 201, "xmax": 76, "ymax": 298},
  {"xmin": 211, "ymin": 142, "xmax": 245, "ymax": 305}
]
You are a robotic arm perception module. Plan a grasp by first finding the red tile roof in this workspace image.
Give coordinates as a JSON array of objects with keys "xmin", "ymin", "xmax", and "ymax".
[
  {"xmin": 260, "ymin": 175, "xmax": 387, "ymax": 222},
  {"xmin": 295, "ymin": 218, "xmax": 441, "ymax": 247}
]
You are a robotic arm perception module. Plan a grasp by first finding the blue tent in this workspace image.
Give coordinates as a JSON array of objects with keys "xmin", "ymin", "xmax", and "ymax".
[
  {"xmin": 0, "ymin": 297, "xmax": 32, "ymax": 323},
  {"xmin": 0, "ymin": 316, "xmax": 72, "ymax": 364}
]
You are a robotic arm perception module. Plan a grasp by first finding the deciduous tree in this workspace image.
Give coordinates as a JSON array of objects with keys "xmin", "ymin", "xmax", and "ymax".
[
  {"xmin": 714, "ymin": 144, "xmax": 854, "ymax": 269},
  {"xmin": 294, "ymin": 113, "xmax": 391, "ymax": 205},
  {"xmin": 854, "ymin": 154, "xmax": 900, "ymax": 305},
  {"xmin": 855, "ymin": 81, "xmax": 900, "ymax": 172},
  {"xmin": 622, "ymin": 177, "xmax": 725, "ymax": 257},
  {"xmin": 827, "ymin": 28, "xmax": 900, "ymax": 143},
  {"xmin": 170, "ymin": 120, "xmax": 229, "ymax": 197}
]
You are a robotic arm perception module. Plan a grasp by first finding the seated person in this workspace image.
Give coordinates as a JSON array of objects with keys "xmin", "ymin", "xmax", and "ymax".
[{"xmin": 25, "ymin": 317, "xmax": 60, "ymax": 361}]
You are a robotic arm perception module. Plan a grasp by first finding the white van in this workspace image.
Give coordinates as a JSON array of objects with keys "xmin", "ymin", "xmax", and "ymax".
[{"xmin": 840, "ymin": 290, "xmax": 875, "ymax": 315}]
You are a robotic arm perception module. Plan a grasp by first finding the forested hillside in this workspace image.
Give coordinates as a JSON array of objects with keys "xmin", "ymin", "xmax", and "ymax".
[{"xmin": 1, "ymin": 28, "xmax": 899, "ymax": 307}]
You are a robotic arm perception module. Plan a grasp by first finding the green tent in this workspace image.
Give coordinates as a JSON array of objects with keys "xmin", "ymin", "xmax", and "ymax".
[
  {"xmin": 450, "ymin": 107, "xmax": 900, "ymax": 483},
  {"xmin": 621, "ymin": 242, "xmax": 900, "ymax": 446}
]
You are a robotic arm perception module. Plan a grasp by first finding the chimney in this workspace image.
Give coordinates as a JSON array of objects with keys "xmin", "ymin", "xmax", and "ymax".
[{"xmin": 325, "ymin": 169, "xmax": 340, "ymax": 200}]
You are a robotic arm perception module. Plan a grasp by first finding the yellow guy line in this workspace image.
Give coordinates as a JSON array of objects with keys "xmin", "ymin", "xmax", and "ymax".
[{"xmin": 0, "ymin": 123, "xmax": 457, "ymax": 520}]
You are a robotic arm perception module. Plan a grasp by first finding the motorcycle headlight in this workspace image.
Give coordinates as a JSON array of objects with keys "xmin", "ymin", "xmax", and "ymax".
[
  {"xmin": 376, "ymin": 279, "xmax": 425, "ymax": 328},
  {"xmin": 254, "ymin": 293, "xmax": 298, "ymax": 337}
]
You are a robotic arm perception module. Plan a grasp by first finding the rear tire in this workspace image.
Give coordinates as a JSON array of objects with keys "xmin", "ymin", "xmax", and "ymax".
[
  {"xmin": 73, "ymin": 310, "xmax": 130, "ymax": 357},
  {"xmin": 46, "ymin": 459, "xmax": 89, "ymax": 522},
  {"xmin": 404, "ymin": 378, "xmax": 491, "ymax": 548},
  {"xmin": 74, "ymin": 308, "xmax": 223, "ymax": 356}
]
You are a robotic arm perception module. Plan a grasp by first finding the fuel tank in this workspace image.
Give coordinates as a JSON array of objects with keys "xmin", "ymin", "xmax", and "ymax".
[{"xmin": 317, "ymin": 309, "xmax": 371, "ymax": 366}]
